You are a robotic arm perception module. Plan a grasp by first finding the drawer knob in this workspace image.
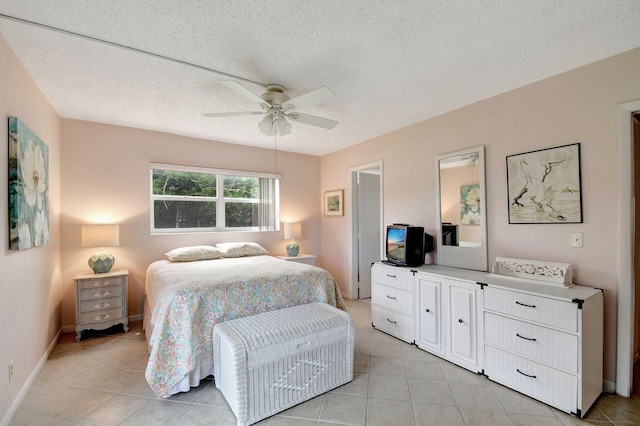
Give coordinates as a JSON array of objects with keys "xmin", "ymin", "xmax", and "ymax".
[
  {"xmin": 425, "ymin": 308, "xmax": 430, "ymax": 313},
  {"xmin": 458, "ymin": 319, "xmax": 464, "ymax": 323},
  {"xmin": 94, "ymin": 302, "xmax": 111, "ymax": 309},
  {"xmin": 95, "ymin": 314, "xmax": 111, "ymax": 321},
  {"xmin": 516, "ymin": 333, "xmax": 537, "ymax": 342},
  {"xmin": 386, "ymin": 318, "xmax": 398, "ymax": 325},
  {"xmin": 516, "ymin": 369, "xmax": 537, "ymax": 379},
  {"xmin": 515, "ymin": 301, "xmax": 536, "ymax": 308},
  {"xmin": 94, "ymin": 280, "xmax": 110, "ymax": 287},
  {"xmin": 94, "ymin": 291, "xmax": 111, "ymax": 297},
  {"xmin": 386, "ymin": 295, "xmax": 397, "ymax": 300}
]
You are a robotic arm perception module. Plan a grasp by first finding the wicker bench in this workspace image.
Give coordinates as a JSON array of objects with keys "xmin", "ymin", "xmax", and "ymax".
[{"xmin": 213, "ymin": 302, "xmax": 354, "ymax": 426}]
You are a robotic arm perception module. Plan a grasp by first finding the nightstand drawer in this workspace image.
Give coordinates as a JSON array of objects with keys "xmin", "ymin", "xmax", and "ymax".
[
  {"xmin": 80, "ymin": 307, "xmax": 124, "ymax": 325},
  {"xmin": 484, "ymin": 286, "xmax": 578, "ymax": 332},
  {"xmin": 79, "ymin": 285, "xmax": 124, "ymax": 302},
  {"xmin": 80, "ymin": 296, "xmax": 124, "ymax": 313},
  {"xmin": 78, "ymin": 275, "xmax": 125, "ymax": 290}
]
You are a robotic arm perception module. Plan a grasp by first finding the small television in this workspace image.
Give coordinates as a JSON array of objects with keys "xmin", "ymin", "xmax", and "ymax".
[{"xmin": 384, "ymin": 224, "xmax": 434, "ymax": 267}]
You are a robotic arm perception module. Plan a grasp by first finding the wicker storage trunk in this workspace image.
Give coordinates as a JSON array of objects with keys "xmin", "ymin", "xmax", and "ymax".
[{"xmin": 213, "ymin": 302, "xmax": 354, "ymax": 426}]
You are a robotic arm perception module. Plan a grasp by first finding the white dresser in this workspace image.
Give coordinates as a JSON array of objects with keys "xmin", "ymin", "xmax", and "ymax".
[
  {"xmin": 371, "ymin": 263, "xmax": 415, "ymax": 344},
  {"xmin": 74, "ymin": 269, "xmax": 129, "ymax": 342},
  {"xmin": 482, "ymin": 275, "xmax": 603, "ymax": 418}
]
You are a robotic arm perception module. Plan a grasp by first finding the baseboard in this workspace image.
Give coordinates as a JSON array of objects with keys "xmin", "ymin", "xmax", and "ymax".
[{"xmin": 0, "ymin": 329, "xmax": 61, "ymax": 426}]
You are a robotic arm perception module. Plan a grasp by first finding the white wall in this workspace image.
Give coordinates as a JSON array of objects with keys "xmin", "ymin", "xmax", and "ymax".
[
  {"xmin": 0, "ymin": 36, "xmax": 61, "ymax": 421},
  {"xmin": 320, "ymin": 47, "xmax": 640, "ymax": 385}
]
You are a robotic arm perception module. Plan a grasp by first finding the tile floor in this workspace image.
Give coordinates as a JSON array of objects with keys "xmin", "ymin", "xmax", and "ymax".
[{"xmin": 9, "ymin": 299, "xmax": 640, "ymax": 425}]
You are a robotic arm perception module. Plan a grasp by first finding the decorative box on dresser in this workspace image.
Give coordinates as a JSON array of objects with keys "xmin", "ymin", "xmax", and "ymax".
[
  {"xmin": 482, "ymin": 258, "xmax": 603, "ymax": 418},
  {"xmin": 74, "ymin": 269, "xmax": 129, "ymax": 342},
  {"xmin": 371, "ymin": 262, "xmax": 416, "ymax": 344}
]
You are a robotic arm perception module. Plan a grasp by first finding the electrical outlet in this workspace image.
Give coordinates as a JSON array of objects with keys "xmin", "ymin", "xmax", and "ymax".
[
  {"xmin": 571, "ymin": 232, "xmax": 583, "ymax": 248},
  {"xmin": 8, "ymin": 361, "xmax": 14, "ymax": 382}
]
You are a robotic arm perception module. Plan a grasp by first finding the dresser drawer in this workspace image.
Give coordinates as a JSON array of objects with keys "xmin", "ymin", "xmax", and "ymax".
[
  {"xmin": 372, "ymin": 306, "xmax": 414, "ymax": 343},
  {"xmin": 485, "ymin": 346, "xmax": 577, "ymax": 414},
  {"xmin": 78, "ymin": 275, "xmax": 125, "ymax": 290},
  {"xmin": 80, "ymin": 307, "xmax": 124, "ymax": 325},
  {"xmin": 372, "ymin": 283, "xmax": 413, "ymax": 316},
  {"xmin": 79, "ymin": 285, "xmax": 124, "ymax": 302},
  {"xmin": 372, "ymin": 265, "xmax": 413, "ymax": 291},
  {"xmin": 484, "ymin": 286, "xmax": 578, "ymax": 332},
  {"xmin": 80, "ymin": 296, "xmax": 124, "ymax": 313},
  {"xmin": 484, "ymin": 312, "xmax": 578, "ymax": 372}
]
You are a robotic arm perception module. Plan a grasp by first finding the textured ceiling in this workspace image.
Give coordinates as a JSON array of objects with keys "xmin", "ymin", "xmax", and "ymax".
[{"xmin": 0, "ymin": 1, "xmax": 639, "ymax": 156}]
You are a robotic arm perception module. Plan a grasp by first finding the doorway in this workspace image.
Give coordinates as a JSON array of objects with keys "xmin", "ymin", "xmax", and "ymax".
[
  {"xmin": 633, "ymin": 112, "xmax": 639, "ymax": 385},
  {"xmin": 350, "ymin": 161, "xmax": 383, "ymax": 299}
]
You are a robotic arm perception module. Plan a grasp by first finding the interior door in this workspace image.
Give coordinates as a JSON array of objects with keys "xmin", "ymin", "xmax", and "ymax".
[{"xmin": 356, "ymin": 171, "xmax": 381, "ymax": 299}]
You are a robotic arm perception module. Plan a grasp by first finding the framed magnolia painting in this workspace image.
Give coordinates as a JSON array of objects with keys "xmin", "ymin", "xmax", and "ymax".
[
  {"xmin": 8, "ymin": 116, "xmax": 50, "ymax": 250},
  {"xmin": 506, "ymin": 143, "xmax": 582, "ymax": 224}
]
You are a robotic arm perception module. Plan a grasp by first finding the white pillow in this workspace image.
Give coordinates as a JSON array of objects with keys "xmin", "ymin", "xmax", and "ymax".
[
  {"xmin": 165, "ymin": 245, "xmax": 223, "ymax": 262},
  {"xmin": 216, "ymin": 242, "xmax": 268, "ymax": 258}
]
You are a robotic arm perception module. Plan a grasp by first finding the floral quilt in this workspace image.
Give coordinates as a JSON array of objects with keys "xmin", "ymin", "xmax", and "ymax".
[{"xmin": 144, "ymin": 255, "xmax": 345, "ymax": 398}]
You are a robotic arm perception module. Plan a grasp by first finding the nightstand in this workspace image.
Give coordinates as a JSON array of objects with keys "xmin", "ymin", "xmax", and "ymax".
[
  {"xmin": 74, "ymin": 269, "xmax": 129, "ymax": 342},
  {"xmin": 276, "ymin": 254, "xmax": 317, "ymax": 266}
]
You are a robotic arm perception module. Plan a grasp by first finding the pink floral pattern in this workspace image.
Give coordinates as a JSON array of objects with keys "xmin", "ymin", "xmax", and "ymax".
[{"xmin": 144, "ymin": 255, "xmax": 345, "ymax": 398}]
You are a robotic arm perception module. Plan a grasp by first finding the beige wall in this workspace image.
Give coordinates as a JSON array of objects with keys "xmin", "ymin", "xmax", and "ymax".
[
  {"xmin": 0, "ymin": 37, "xmax": 61, "ymax": 419},
  {"xmin": 321, "ymin": 48, "xmax": 640, "ymax": 386},
  {"xmin": 59, "ymin": 119, "xmax": 322, "ymax": 328}
]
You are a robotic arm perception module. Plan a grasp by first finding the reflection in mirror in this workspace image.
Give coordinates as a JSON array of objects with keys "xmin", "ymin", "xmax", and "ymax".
[{"xmin": 436, "ymin": 146, "xmax": 487, "ymax": 271}]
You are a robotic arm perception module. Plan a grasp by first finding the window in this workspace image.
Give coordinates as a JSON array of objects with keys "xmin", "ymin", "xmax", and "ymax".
[{"xmin": 150, "ymin": 163, "xmax": 280, "ymax": 233}]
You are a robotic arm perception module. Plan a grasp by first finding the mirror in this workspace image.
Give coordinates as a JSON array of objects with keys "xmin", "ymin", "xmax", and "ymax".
[{"xmin": 435, "ymin": 146, "xmax": 487, "ymax": 271}]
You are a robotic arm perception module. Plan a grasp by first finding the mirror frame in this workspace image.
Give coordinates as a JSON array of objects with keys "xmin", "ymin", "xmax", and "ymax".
[{"xmin": 435, "ymin": 146, "xmax": 488, "ymax": 271}]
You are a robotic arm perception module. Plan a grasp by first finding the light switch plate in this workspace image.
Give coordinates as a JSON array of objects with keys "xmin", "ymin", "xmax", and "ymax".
[{"xmin": 571, "ymin": 232, "xmax": 583, "ymax": 248}]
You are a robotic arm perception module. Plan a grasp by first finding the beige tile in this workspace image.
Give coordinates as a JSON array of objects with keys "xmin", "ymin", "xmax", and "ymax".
[
  {"xmin": 19, "ymin": 384, "xmax": 113, "ymax": 420},
  {"xmin": 440, "ymin": 361, "xmax": 486, "ymax": 385},
  {"xmin": 80, "ymin": 394, "xmax": 148, "ymax": 425},
  {"xmin": 449, "ymin": 382, "xmax": 505, "ymax": 411},
  {"xmin": 10, "ymin": 410, "xmax": 81, "ymax": 426},
  {"xmin": 490, "ymin": 383, "xmax": 555, "ymax": 417},
  {"xmin": 413, "ymin": 404, "xmax": 466, "ymax": 426},
  {"xmin": 510, "ymin": 414, "xmax": 566, "ymax": 425},
  {"xmin": 318, "ymin": 393, "xmax": 367, "ymax": 425},
  {"xmin": 404, "ymin": 358, "xmax": 446, "ymax": 381},
  {"xmin": 409, "ymin": 378, "xmax": 457, "ymax": 406},
  {"xmin": 366, "ymin": 398, "xmax": 415, "ymax": 425},
  {"xmin": 368, "ymin": 374, "xmax": 410, "ymax": 401},
  {"xmin": 368, "ymin": 356, "xmax": 406, "ymax": 377},
  {"xmin": 354, "ymin": 354, "xmax": 369, "ymax": 374},
  {"xmin": 277, "ymin": 393, "xmax": 325, "ymax": 419},
  {"xmin": 370, "ymin": 341, "xmax": 405, "ymax": 358},
  {"xmin": 458, "ymin": 407, "xmax": 515, "ymax": 426},
  {"xmin": 119, "ymin": 399, "xmax": 188, "ymax": 425},
  {"xmin": 330, "ymin": 373, "xmax": 369, "ymax": 396},
  {"xmin": 172, "ymin": 403, "xmax": 233, "ymax": 426},
  {"xmin": 266, "ymin": 416, "xmax": 317, "ymax": 425},
  {"xmin": 89, "ymin": 369, "xmax": 157, "ymax": 398},
  {"xmin": 591, "ymin": 392, "xmax": 640, "ymax": 424}
]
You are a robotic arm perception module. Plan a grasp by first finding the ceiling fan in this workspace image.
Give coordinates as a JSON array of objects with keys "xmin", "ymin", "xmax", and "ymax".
[{"xmin": 203, "ymin": 81, "xmax": 339, "ymax": 136}]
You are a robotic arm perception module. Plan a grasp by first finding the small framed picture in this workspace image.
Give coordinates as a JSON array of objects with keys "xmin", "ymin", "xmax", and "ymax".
[{"xmin": 324, "ymin": 190, "xmax": 344, "ymax": 216}]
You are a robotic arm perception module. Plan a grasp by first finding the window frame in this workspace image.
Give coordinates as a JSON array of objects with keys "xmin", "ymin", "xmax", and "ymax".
[{"xmin": 150, "ymin": 162, "xmax": 280, "ymax": 234}]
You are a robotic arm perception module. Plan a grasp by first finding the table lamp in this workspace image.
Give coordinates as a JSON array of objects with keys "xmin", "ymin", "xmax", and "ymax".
[
  {"xmin": 284, "ymin": 222, "xmax": 301, "ymax": 257},
  {"xmin": 82, "ymin": 224, "xmax": 119, "ymax": 273}
]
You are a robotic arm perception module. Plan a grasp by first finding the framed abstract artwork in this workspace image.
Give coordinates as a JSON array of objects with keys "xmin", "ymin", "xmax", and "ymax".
[
  {"xmin": 324, "ymin": 189, "xmax": 343, "ymax": 216},
  {"xmin": 506, "ymin": 143, "xmax": 582, "ymax": 224},
  {"xmin": 8, "ymin": 116, "xmax": 50, "ymax": 249}
]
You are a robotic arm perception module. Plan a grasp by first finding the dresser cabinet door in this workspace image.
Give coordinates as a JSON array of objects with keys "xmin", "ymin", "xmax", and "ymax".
[
  {"xmin": 416, "ymin": 275, "xmax": 444, "ymax": 355},
  {"xmin": 446, "ymin": 279, "xmax": 479, "ymax": 369}
]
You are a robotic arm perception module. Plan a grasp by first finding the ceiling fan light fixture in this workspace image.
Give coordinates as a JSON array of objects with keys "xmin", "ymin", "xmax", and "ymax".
[
  {"xmin": 258, "ymin": 115, "xmax": 275, "ymax": 136},
  {"xmin": 277, "ymin": 117, "xmax": 292, "ymax": 136}
]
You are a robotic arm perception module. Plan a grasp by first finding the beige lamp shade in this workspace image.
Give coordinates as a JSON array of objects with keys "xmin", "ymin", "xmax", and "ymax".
[
  {"xmin": 284, "ymin": 222, "xmax": 301, "ymax": 257},
  {"xmin": 82, "ymin": 224, "xmax": 119, "ymax": 274}
]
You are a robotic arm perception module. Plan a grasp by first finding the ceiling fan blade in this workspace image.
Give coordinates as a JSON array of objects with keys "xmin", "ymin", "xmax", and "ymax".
[
  {"xmin": 282, "ymin": 86, "xmax": 337, "ymax": 111},
  {"xmin": 219, "ymin": 80, "xmax": 271, "ymax": 107},
  {"xmin": 203, "ymin": 111, "xmax": 264, "ymax": 117},
  {"xmin": 286, "ymin": 112, "xmax": 338, "ymax": 129}
]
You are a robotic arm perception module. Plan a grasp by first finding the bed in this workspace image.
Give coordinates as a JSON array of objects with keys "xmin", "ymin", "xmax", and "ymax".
[{"xmin": 143, "ymin": 251, "xmax": 346, "ymax": 398}]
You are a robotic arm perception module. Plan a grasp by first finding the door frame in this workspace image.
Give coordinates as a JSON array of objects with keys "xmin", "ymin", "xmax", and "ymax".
[
  {"xmin": 617, "ymin": 99, "xmax": 640, "ymax": 396},
  {"xmin": 349, "ymin": 160, "xmax": 384, "ymax": 299}
]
